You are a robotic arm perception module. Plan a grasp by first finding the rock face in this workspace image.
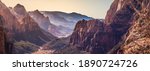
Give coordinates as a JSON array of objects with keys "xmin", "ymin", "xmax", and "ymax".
[
  {"xmin": 70, "ymin": 0, "xmax": 150, "ymax": 54},
  {"xmin": 104, "ymin": 0, "xmax": 139, "ymax": 53},
  {"xmin": 107, "ymin": 0, "xmax": 150, "ymax": 54},
  {"xmin": 117, "ymin": 0, "xmax": 150, "ymax": 54},
  {"xmin": 29, "ymin": 10, "xmax": 67, "ymax": 38},
  {"xmin": 0, "ymin": 1, "xmax": 56, "ymax": 53},
  {"xmin": 105, "ymin": 0, "xmax": 141, "ymax": 41},
  {"xmin": 11, "ymin": 4, "xmax": 40, "ymax": 32},
  {"xmin": 0, "ymin": 16, "xmax": 5, "ymax": 53},
  {"xmin": 105, "ymin": 0, "xmax": 121, "ymax": 24},
  {"xmin": 105, "ymin": 0, "xmax": 138, "ymax": 24},
  {"xmin": 0, "ymin": 0, "xmax": 57, "ymax": 46},
  {"xmin": 70, "ymin": 19, "xmax": 116, "ymax": 53},
  {"xmin": 0, "ymin": 1, "xmax": 20, "ymax": 32},
  {"xmin": 69, "ymin": 0, "xmax": 137, "ymax": 54},
  {"xmin": 29, "ymin": 10, "xmax": 53, "ymax": 32},
  {"xmin": 8, "ymin": 4, "xmax": 56, "ymax": 45},
  {"xmin": 0, "ymin": 16, "xmax": 13, "ymax": 54}
]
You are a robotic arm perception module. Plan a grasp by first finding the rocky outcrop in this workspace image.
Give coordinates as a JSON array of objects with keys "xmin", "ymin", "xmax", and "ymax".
[
  {"xmin": 0, "ymin": 1, "xmax": 20, "ymax": 32},
  {"xmin": 104, "ymin": 0, "xmax": 140, "ymax": 53},
  {"xmin": 0, "ymin": 15, "xmax": 13, "ymax": 54},
  {"xmin": 108, "ymin": 0, "xmax": 150, "ymax": 54},
  {"xmin": 105, "ymin": 0, "xmax": 121, "ymax": 24},
  {"xmin": 0, "ymin": 1, "xmax": 57, "ymax": 53},
  {"xmin": 0, "ymin": 0, "xmax": 56, "ymax": 46},
  {"xmin": 11, "ymin": 4, "xmax": 42, "ymax": 32},
  {"xmin": 106, "ymin": 0, "xmax": 143, "ymax": 41},
  {"xmin": 9, "ymin": 4, "xmax": 56, "ymax": 45},
  {"xmin": 29, "ymin": 10, "xmax": 53, "ymax": 31},
  {"xmin": 117, "ymin": 0, "xmax": 150, "ymax": 54},
  {"xmin": 70, "ymin": 19, "xmax": 116, "ymax": 53},
  {"xmin": 105, "ymin": 0, "xmax": 139, "ymax": 24},
  {"xmin": 69, "ymin": 0, "xmax": 130, "ymax": 54},
  {"xmin": 0, "ymin": 16, "xmax": 5, "ymax": 53},
  {"xmin": 70, "ymin": 0, "xmax": 150, "ymax": 54},
  {"xmin": 29, "ymin": 10, "xmax": 66, "ymax": 38}
]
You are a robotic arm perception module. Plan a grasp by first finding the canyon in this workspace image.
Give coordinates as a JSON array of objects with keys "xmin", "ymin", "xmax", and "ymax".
[{"xmin": 0, "ymin": 0, "xmax": 149, "ymax": 54}]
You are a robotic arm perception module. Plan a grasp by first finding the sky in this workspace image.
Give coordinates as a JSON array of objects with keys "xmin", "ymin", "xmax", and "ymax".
[{"xmin": 1, "ymin": 0, "xmax": 113, "ymax": 19}]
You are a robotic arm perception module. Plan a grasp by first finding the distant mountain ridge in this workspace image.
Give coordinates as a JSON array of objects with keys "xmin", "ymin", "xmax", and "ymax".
[
  {"xmin": 41, "ymin": 11, "xmax": 93, "ymax": 29},
  {"xmin": 29, "ymin": 11, "xmax": 93, "ymax": 37},
  {"xmin": 29, "ymin": 10, "xmax": 71, "ymax": 38}
]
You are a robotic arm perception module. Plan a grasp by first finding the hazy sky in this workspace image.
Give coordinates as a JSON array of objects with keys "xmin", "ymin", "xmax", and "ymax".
[{"xmin": 1, "ymin": 0, "xmax": 113, "ymax": 19}]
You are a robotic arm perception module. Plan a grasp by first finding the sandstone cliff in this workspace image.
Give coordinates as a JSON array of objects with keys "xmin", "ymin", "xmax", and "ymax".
[
  {"xmin": 0, "ymin": 16, "xmax": 5, "ymax": 53},
  {"xmin": 117, "ymin": 0, "xmax": 150, "ymax": 54},
  {"xmin": 70, "ymin": 19, "xmax": 116, "ymax": 53},
  {"xmin": 108, "ymin": 0, "xmax": 150, "ymax": 54}
]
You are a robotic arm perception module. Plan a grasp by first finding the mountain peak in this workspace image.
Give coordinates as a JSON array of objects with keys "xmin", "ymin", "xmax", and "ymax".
[
  {"xmin": 70, "ymin": 12, "xmax": 85, "ymax": 16},
  {"xmin": 15, "ymin": 4, "xmax": 23, "ymax": 7},
  {"xmin": 14, "ymin": 4, "xmax": 25, "ymax": 10},
  {"xmin": 70, "ymin": 12, "xmax": 79, "ymax": 15},
  {"xmin": 34, "ymin": 9, "xmax": 40, "ymax": 12},
  {"xmin": 32, "ymin": 9, "xmax": 44, "ymax": 16},
  {"xmin": 14, "ymin": 4, "xmax": 27, "ymax": 16},
  {"xmin": 33, "ymin": 9, "xmax": 40, "ymax": 13}
]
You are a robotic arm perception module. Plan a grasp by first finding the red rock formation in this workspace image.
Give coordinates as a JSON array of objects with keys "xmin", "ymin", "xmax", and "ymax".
[
  {"xmin": 70, "ymin": 19, "xmax": 116, "ymax": 53},
  {"xmin": 0, "ymin": 0, "xmax": 57, "ymax": 46},
  {"xmin": 70, "ymin": 0, "xmax": 150, "ymax": 54},
  {"xmin": 29, "ymin": 10, "xmax": 51, "ymax": 31},
  {"xmin": 0, "ymin": 16, "xmax": 5, "ymax": 53},
  {"xmin": 0, "ymin": 1, "xmax": 20, "ymax": 32},
  {"xmin": 117, "ymin": 0, "xmax": 150, "ymax": 54},
  {"xmin": 106, "ymin": 0, "xmax": 142, "ymax": 39},
  {"xmin": 0, "ymin": 1, "xmax": 56, "ymax": 53},
  {"xmin": 105, "ymin": 0, "xmax": 121, "ymax": 24},
  {"xmin": 0, "ymin": 15, "xmax": 13, "ymax": 54},
  {"xmin": 108, "ymin": 0, "xmax": 150, "ymax": 54},
  {"xmin": 11, "ymin": 4, "xmax": 56, "ymax": 45},
  {"xmin": 11, "ymin": 4, "xmax": 40, "ymax": 32},
  {"xmin": 29, "ymin": 10, "xmax": 65, "ymax": 37}
]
